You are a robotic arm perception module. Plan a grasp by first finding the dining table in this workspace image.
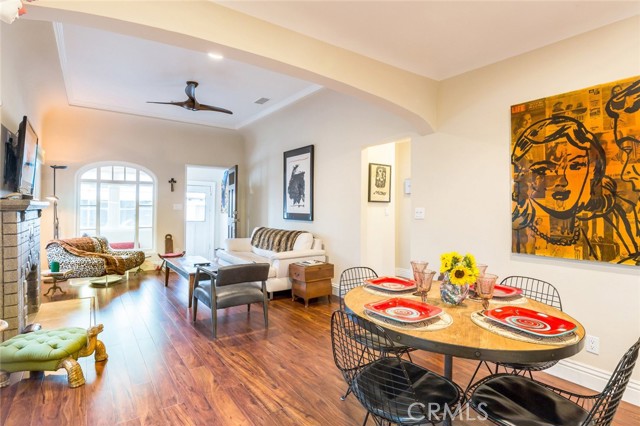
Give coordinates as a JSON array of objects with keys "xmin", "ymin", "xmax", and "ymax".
[{"xmin": 344, "ymin": 281, "xmax": 586, "ymax": 380}]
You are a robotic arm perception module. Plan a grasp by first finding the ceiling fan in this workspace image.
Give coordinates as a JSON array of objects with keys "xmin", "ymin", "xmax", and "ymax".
[{"xmin": 147, "ymin": 81, "xmax": 233, "ymax": 115}]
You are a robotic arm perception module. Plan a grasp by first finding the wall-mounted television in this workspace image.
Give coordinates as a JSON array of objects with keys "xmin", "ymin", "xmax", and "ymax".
[
  {"xmin": 15, "ymin": 116, "xmax": 39, "ymax": 197},
  {"xmin": 1, "ymin": 124, "xmax": 19, "ymax": 197}
]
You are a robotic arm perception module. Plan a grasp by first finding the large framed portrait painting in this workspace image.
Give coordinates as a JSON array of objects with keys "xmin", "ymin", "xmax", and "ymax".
[
  {"xmin": 283, "ymin": 145, "xmax": 314, "ymax": 221},
  {"xmin": 510, "ymin": 76, "xmax": 639, "ymax": 265}
]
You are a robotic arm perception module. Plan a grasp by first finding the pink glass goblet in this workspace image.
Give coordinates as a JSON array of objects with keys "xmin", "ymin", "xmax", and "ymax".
[
  {"xmin": 477, "ymin": 264, "xmax": 488, "ymax": 275},
  {"xmin": 418, "ymin": 269, "xmax": 436, "ymax": 303},
  {"xmin": 475, "ymin": 273, "xmax": 498, "ymax": 311},
  {"xmin": 410, "ymin": 260, "xmax": 428, "ymax": 296}
]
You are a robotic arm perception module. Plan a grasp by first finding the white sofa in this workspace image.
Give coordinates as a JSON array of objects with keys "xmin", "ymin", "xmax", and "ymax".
[{"xmin": 217, "ymin": 227, "xmax": 326, "ymax": 295}]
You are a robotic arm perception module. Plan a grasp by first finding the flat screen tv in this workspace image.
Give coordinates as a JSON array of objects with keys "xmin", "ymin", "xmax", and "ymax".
[
  {"xmin": 16, "ymin": 116, "xmax": 38, "ymax": 196},
  {"xmin": 1, "ymin": 124, "xmax": 19, "ymax": 196}
]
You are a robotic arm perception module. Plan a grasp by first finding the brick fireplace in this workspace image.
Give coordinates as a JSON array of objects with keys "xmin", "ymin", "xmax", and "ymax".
[{"xmin": 0, "ymin": 199, "xmax": 48, "ymax": 340}]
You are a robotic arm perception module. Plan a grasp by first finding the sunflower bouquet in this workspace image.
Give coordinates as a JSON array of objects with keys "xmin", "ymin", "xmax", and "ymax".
[{"xmin": 440, "ymin": 251, "xmax": 479, "ymax": 286}]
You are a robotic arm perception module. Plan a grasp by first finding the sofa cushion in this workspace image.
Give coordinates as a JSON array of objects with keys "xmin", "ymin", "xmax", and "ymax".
[
  {"xmin": 293, "ymin": 233, "xmax": 314, "ymax": 250},
  {"xmin": 252, "ymin": 246, "xmax": 274, "ymax": 259},
  {"xmin": 250, "ymin": 227, "xmax": 303, "ymax": 252}
]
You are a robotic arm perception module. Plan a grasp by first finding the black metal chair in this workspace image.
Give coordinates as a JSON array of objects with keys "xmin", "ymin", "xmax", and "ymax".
[
  {"xmin": 467, "ymin": 337, "xmax": 640, "ymax": 426},
  {"xmin": 338, "ymin": 266, "xmax": 379, "ymax": 311},
  {"xmin": 338, "ymin": 267, "xmax": 418, "ymax": 400},
  {"xmin": 331, "ymin": 310, "xmax": 464, "ymax": 426},
  {"xmin": 466, "ymin": 275, "xmax": 563, "ymax": 388},
  {"xmin": 192, "ymin": 263, "xmax": 270, "ymax": 338}
]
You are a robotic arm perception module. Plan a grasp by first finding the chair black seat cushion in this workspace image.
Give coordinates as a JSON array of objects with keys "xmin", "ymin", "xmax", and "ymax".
[
  {"xmin": 353, "ymin": 358, "xmax": 460, "ymax": 424},
  {"xmin": 470, "ymin": 375, "xmax": 589, "ymax": 426},
  {"xmin": 193, "ymin": 281, "xmax": 264, "ymax": 310}
]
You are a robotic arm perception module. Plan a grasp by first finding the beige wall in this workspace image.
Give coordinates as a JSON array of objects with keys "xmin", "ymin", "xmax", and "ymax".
[
  {"xmin": 2, "ymin": 6, "xmax": 638, "ymax": 397},
  {"xmin": 395, "ymin": 140, "xmax": 412, "ymax": 273},
  {"xmin": 412, "ymin": 17, "xmax": 640, "ymax": 381},
  {"xmin": 240, "ymin": 89, "xmax": 415, "ymax": 276},
  {"xmin": 242, "ymin": 17, "xmax": 640, "ymax": 390},
  {"xmin": 363, "ymin": 142, "xmax": 396, "ymax": 276},
  {"xmin": 39, "ymin": 107, "xmax": 244, "ymax": 254}
]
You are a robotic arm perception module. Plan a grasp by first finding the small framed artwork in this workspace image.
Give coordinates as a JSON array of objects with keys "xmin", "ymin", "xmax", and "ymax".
[
  {"xmin": 368, "ymin": 163, "xmax": 391, "ymax": 202},
  {"xmin": 283, "ymin": 145, "xmax": 314, "ymax": 221}
]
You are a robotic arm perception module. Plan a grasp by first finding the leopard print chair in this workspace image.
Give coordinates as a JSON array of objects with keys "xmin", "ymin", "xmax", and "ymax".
[{"xmin": 45, "ymin": 236, "xmax": 145, "ymax": 278}]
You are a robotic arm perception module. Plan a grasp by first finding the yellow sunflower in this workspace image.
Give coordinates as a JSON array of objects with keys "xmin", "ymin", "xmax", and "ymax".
[
  {"xmin": 440, "ymin": 252, "xmax": 454, "ymax": 273},
  {"xmin": 464, "ymin": 253, "xmax": 477, "ymax": 269},
  {"xmin": 449, "ymin": 266, "xmax": 475, "ymax": 285}
]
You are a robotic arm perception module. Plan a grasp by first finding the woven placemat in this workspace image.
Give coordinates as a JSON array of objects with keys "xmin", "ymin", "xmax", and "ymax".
[
  {"xmin": 467, "ymin": 294, "xmax": 528, "ymax": 306},
  {"xmin": 365, "ymin": 310, "xmax": 453, "ymax": 331},
  {"xmin": 363, "ymin": 285, "xmax": 416, "ymax": 297},
  {"xmin": 470, "ymin": 311, "xmax": 580, "ymax": 345}
]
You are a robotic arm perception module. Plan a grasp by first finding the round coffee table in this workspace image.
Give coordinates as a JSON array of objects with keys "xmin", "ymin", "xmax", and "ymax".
[{"xmin": 42, "ymin": 269, "xmax": 70, "ymax": 296}]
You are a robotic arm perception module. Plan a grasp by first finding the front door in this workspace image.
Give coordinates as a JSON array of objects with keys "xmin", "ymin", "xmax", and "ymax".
[
  {"xmin": 226, "ymin": 165, "xmax": 238, "ymax": 238},
  {"xmin": 185, "ymin": 183, "xmax": 215, "ymax": 259}
]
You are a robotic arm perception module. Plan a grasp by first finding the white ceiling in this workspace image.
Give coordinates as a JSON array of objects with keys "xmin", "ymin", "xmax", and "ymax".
[{"xmin": 47, "ymin": 1, "xmax": 640, "ymax": 130}]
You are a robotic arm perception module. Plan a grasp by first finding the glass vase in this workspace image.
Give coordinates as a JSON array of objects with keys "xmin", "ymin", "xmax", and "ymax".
[{"xmin": 440, "ymin": 273, "xmax": 470, "ymax": 305}]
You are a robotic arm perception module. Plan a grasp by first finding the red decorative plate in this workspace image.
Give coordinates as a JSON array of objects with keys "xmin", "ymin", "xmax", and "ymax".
[
  {"xmin": 471, "ymin": 284, "xmax": 523, "ymax": 298},
  {"xmin": 364, "ymin": 276, "xmax": 416, "ymax": 292},
  {"xmin": 483, "ymin": 306, "xmax": 576, "ymax": 337},
  {"xmin": 364, "ymin": 298, "xmax": 443, "ymax": 323}
]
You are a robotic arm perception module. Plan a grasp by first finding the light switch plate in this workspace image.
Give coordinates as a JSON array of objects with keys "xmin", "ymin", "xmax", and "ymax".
[{"xmin": 404, "ymin": 178, "xmax": 411, "ymax": 194}]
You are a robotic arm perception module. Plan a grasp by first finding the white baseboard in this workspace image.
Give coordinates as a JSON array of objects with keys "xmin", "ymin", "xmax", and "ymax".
[{"xmin": 546, "ymin": 359, "xmax": 639, "ymax": 406}]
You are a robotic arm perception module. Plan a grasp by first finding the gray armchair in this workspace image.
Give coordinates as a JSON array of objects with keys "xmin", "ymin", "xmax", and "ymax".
[{"xmin": 192, "ymin": 263, "xmax": 270, "ymax": 338}]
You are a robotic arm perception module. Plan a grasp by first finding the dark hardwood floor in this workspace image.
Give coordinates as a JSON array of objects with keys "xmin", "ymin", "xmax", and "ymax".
[{"xmin": 1, "ymin": 272, "xmax": 638, "ymax": 425}]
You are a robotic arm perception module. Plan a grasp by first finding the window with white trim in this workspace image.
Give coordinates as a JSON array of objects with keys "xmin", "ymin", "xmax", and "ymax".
[{"xmin": 78, "ymin": 164, "xmax": 155, "ymax": 250}]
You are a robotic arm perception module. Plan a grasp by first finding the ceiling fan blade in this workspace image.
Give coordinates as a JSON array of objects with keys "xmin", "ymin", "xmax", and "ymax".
[
  {"xmin": 196, "ymin": 103, "xmax": 233, "ymax": 115},
  {"xmin": 147, "ymin": 101, "xmax": 187, "ymax": 107},
  {"xmin": 147, "ymin": 81, "xmax": 232, "ymax": 114}
]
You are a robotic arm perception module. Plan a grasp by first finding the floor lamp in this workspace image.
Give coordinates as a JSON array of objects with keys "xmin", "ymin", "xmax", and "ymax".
[{"xmin": 47, "ymin": 165, "xmax": 67, "ymax": 240}]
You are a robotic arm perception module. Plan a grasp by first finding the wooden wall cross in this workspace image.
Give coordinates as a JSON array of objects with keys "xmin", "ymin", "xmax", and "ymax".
[{"xmin": 168, "ymin": 178, "xmax": 177, "ymax": 192}]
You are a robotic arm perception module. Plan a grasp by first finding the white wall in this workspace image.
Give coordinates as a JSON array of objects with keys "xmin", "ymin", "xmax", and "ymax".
[
  {"xmin": 240, "ymin": 89, "xmax": 415, "ymax": 277},
  {"xmin": 412, "ymin": 17, "xmax": 640, "ymax": 383}
]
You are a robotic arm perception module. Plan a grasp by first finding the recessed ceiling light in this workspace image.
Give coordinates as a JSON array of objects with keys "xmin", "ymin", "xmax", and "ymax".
[{"xmin": 208, "ymin": 52, "xmax": 224, "ymax": 60}]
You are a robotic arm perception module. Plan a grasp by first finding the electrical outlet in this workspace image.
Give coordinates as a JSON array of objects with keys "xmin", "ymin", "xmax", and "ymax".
[{"xmin": 586, "ymin": 335, "xmax": 600, "ymax": 355}]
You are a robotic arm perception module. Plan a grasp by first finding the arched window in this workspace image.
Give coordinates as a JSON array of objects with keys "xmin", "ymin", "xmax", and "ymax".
[{"xmin": 77, "ymin": 163, "xmax": 155, "ymax": 251}]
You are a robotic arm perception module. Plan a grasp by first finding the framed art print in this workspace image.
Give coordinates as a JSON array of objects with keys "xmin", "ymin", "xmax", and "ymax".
[
  {"xmin": 368, "ymin": 163, "xmax": 391, "ymax": 202},
  {"xmin": 284, "ymin": 145, "xmax": 314, "ymax": 221}
]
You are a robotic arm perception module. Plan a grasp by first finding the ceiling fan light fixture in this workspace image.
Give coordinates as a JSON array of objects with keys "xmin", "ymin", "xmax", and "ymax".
[
  {"xmin": 147, "ymin": 81, "xmax": 233, "ymax": 115},
  {"xmin": 207, "ymin": 52, "xmax": 224, "ymax": 60}
]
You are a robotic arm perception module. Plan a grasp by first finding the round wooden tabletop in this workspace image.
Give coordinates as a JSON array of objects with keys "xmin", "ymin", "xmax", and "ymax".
[{"xmin": 344, "ymin": 282, "xmax": 585, "ymax": 364}]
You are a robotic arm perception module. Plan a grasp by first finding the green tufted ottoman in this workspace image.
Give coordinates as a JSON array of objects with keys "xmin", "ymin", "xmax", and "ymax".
[{"xmin": 0, "ymin": 324, "xmax": 108, "ymax": 388}]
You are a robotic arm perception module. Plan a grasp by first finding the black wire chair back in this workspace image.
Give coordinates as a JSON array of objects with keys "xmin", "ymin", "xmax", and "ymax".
[
  {"xmin": 331, "ymin": 310, "xmax": 464, "ymax": 426},
  {"xmin": 500, "ymin": 275, "xmax": 562, "ymax": 310},
  {"xmin": 465, "ymin": 275, "xmax": 563, "ymax": 388},
  {"xmin": 583, "ymin": 337, "xmax": 640, "ymax": 425},
  {"xmin": 339, "ymin": 267, "xmax": 378, "ymax": 310},
  {"xmin": 467, "ymin": 338, "xmax": 639, "ymax": 426}
]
